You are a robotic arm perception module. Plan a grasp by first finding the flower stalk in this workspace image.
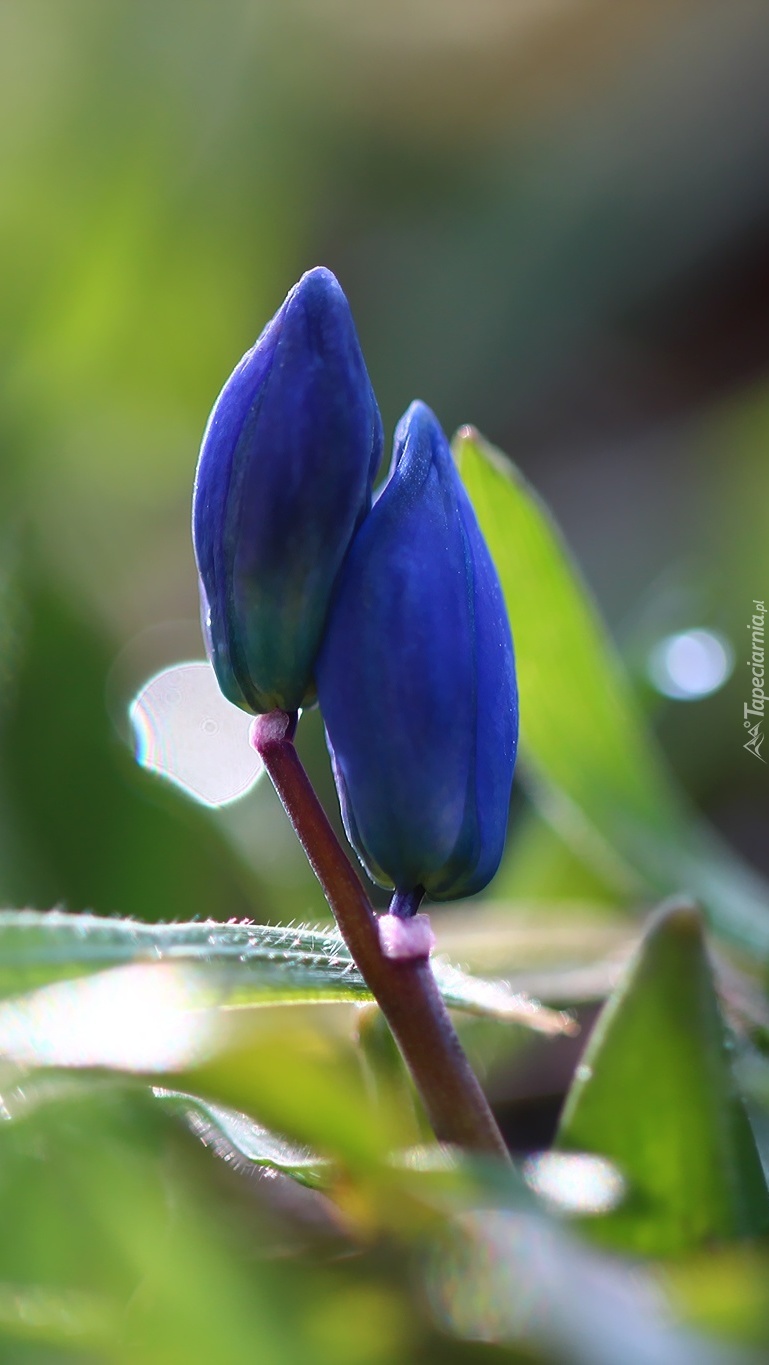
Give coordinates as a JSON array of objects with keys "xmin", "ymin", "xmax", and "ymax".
[{"xmin": 251, "ymin": 710, "xmax": 510, "ymax": 1161}]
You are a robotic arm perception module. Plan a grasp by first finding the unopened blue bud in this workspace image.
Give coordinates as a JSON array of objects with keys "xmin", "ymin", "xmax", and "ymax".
[
  {"xmin": 317, "ymin": 401, "xmax": 518, "ymax": 900},
  {"xmin": 193, "ymin": 267, "xmax": 383, "ymax": 713}
]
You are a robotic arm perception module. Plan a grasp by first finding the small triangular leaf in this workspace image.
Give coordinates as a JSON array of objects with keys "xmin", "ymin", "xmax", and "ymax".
[{"xmin": 556, "ymin": 900, "xmax": 769, "ymax": 1253}]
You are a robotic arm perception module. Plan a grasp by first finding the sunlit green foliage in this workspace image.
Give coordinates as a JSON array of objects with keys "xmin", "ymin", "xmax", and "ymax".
[
  {"xmin": 2, "ymin": 4, "xmax": 769, "ymax": 1360},
  {"xmin": 1, "ymin": 439, "xmax": 768, "ymax": 1361}
]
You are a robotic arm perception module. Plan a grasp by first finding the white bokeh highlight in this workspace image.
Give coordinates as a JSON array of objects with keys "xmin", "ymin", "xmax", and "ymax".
[
  {"xmin": 0, "ymin": 965, "xmax": 217, "ymax": 1072},
  {"xmin": 647, "ymin": 629, "xmax": 733, "ymax": 701},
  {"xmin": 522, "ymin": 1152, "xmax": 625, "ymax": 1216},
  {"xmin": 130, "ymin": 662, "xmax": 262, "ymax": 806}
]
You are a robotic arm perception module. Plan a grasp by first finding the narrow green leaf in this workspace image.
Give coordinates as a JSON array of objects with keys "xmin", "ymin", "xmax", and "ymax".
[
  {"xmin": 495, "ymin": 805, "xmax": 625, "ymax": 905},
  {"xmin": 154, "ymin": 1087, "xmax": 328, "ymax": 1188},
  {"xmin": 0, "ymin": 911, "xmax": 369, "ymax": 1005},
  {"xmin": 355, "ymin": 1003, "xmax": 431, "ymax": 1145},
  {"xmin": 454, "ymin": 428, "xmax": 769, "ymax": 959},
  {"xmin": 556, "ymin": 901, "xmax": 769, "ymax": 1253},
  {"xmin": 455, "ymin": 426, "xmax": 679, "ymax": 842},
  {"xmin": 0, "ymin": 909, "xmax": 570, "ymax": 1032},
  {"xmin": 417, "ymin": 1156, "xmax": 737, "ymax": 1365},
  {"xmin": 185, "ymin": 1013, "xmax": 414, "ymax": 1169},
  {"xmin": 430, "ymin": 1205, "xmax": 726, "ymax": 1365}
]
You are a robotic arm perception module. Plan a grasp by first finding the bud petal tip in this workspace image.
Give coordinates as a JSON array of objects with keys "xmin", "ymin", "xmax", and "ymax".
[
  {"xmin": 318, "ymin": 400, "xmax": 518, "ymax": 901},
  {"xmin": 192, "ymin": 267, "xmax": 382, "ymax": 715}
]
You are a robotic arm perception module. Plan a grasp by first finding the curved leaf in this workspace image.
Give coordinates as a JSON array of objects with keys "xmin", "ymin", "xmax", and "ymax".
[
  {"xmin": 0, "ymin": 910, "xmax": 570, "ymax": 1032},
  {"xmin": 455, "ymin": 428, "xmax": 769, "ymax": 959}
]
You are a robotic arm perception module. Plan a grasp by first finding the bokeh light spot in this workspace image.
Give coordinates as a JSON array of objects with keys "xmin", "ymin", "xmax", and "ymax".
[
  {"xmin": 647, "ymin": 629, "xmax": 733, "ymax": 700},
  {"xmin": 0, "ymin": 965, "xmax": 217, "ymax": 1072},
  {"xmin": 522, "ymin": 1152, "xmax": 625, "ymax": 1216},
  {"xmin": 130, "ymin": 662, "xmax": 262, "ymax": 806}
]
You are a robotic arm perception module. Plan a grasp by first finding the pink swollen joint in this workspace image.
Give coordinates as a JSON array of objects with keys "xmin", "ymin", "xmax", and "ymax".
[{"xmin": 377, "ymin": 912, "xmax": 435, "ymax": 961}]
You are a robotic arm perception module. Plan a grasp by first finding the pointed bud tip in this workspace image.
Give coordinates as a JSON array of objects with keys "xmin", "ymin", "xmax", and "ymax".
[
  {"xmin": 398, "ymin": 399, "xmax": 439, "ymax": 434},
  {"xmin": 291, "ymin": 265, "xmax": 346, "ymax": 312},
  {"xmin": 647, "ymin": 897, "xmax": 704, "ymax": 941},
  {"xmin": 393, "ymin": 400, "xmax": 447, "ymax": 472},
  {"xmin": 282, "ymin": 266, "xmax": 359, "ymax": 354}
]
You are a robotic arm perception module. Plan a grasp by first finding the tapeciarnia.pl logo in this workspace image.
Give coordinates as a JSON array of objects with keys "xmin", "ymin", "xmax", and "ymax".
[{"xmin": 744, "ymin": 599, "xmax": 766, "ymax": 762}]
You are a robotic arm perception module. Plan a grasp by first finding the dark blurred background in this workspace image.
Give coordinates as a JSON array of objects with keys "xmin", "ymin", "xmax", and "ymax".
[{"xmin": 0, "ymin": 0, "xmax": 768, "ymax": 928}]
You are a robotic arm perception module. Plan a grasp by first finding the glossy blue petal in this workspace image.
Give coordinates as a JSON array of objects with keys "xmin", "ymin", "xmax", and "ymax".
[
  {"xmin": 192, "ymin": 267, "xmax": 383, "ymax": 713},
  {"xmin": 317, "ymin": 401, "xmax": 518, "ymax": 900}
]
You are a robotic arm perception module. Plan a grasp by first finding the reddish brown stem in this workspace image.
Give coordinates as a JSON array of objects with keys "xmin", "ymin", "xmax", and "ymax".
[{"xmin": 251, "ymin": 710, "xmax": 510, "ymax": 1161}]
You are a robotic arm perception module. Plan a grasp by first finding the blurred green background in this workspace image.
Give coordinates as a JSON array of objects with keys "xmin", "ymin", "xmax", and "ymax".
[
  {"xmin": 2, "ymin": 7, "xmax": 769, "ymax": 1363},
  {"xmin": 1, "ymin": 0, "xmax": 768, "ymax": 925}
]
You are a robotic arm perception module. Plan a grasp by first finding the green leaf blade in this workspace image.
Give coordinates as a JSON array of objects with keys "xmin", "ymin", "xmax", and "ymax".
[
  {"xmin": 0, "ymin": 909, "xmax": 568, "ymax": 1029},
  {"xmin": 455, "ymin": 427, "xmax": 769, "ymax": 958},
  {"xmin": 455, "ymin": 427, "xmax": 679, "ymax": 841},
  {"xmin": 556, "ymin": 901, "xmax": 769, "ymax": 1254},
  {"xmin": 155, "ymin": 1087, "xmax": 329, "ymax": 1188}
]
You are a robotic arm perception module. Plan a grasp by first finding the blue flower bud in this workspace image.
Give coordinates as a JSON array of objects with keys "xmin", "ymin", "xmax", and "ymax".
[
  {"xmin": 192, "ymin": 267, "xmax": 383, "ymax": 713},
  {"xmin": 317, "ymin": 401, "xmax": 518, "ymax": 900}
]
